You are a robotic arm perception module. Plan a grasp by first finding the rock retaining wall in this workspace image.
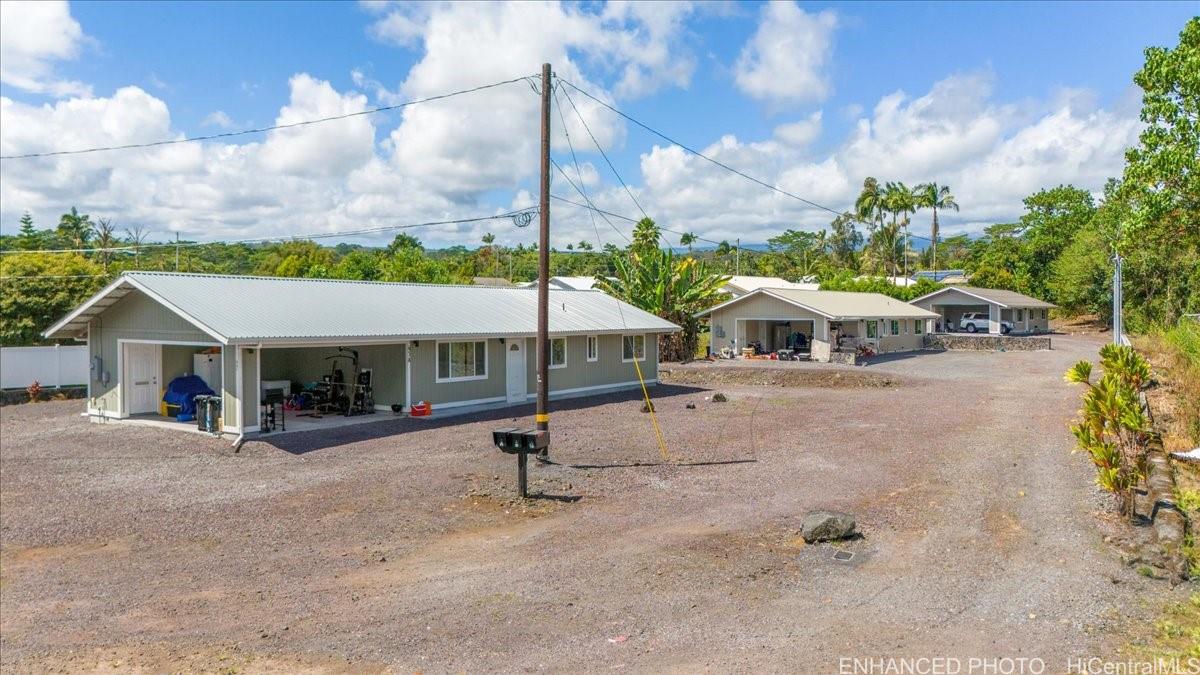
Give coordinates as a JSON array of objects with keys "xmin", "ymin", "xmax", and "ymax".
[
  {"xmin": 923, "ymin": 333, "xmax": 1051, "ymax": 351},
  {"xmin": 827, "ymin": 352, "xmax": 857, "ymax": 366}
]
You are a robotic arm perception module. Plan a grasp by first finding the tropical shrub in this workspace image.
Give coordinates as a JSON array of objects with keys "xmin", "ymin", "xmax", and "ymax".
[{"xmin": 1065, "ymin": 344, "xmax": 1154, "ymax": 520}]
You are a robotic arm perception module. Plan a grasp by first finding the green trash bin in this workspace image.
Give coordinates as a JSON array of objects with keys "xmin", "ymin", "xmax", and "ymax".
[{"xmin": 195, "ymin": 395, "xmax": 221, "ymax": 433}]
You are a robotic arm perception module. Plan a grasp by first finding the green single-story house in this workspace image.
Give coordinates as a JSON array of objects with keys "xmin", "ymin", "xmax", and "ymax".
[
  {"xmin": 908, "ymin": 286, "xmax": 1055, "ymax": 334},
  {"xmin": 44, "ymin": 272, "xmax": 678, "ymax": 435},
  {"xmin": 697, "ymin": 287, "xmax": 939, "ymax": 361}
]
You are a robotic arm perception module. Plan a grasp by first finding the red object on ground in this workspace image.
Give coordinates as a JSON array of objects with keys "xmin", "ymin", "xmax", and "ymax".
[{"xmin": 410, "ymin": 402, "xmax": 432, "ymax": 417}]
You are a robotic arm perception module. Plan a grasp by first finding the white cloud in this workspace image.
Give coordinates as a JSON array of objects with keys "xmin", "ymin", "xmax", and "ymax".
[
  {"xmin": 0, "ymin": 0, "xmax": 91, "ymax": 96},
  {"xmin": 629, "ymin": 72, "xmax": 1142, "ymax": 243},
  {"xmin": 734, "ymin": 2, "xmax": 837, "ymax": 106},
  {"xmin": 364, "ymin": 2, "xmax": 430, "ymax": 48},
  {"xmin": 774, "ymin": 111, "xmax": 823, "ymax": 147},
  {"xmin": 259, "ymin": 74, "xmax": 375, "ymax": 177},
  {"xmin": 200, "ymin": 110, "xmax": 235, "ymax": 128}
]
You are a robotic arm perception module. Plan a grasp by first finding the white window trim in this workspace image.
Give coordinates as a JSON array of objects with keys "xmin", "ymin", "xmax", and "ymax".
[
  {"xmin": 622, "ymin": 334, "xmax": 647, "ymax": 363},
  {"xmin": 435, "ymin": 339, "xmax": 489, "ymax": 383},
  {"xmin": 550, "ymin": 337, "xmax": 568, "ymax": 369},
  {"xmin": 586, "ymin": 335, "xmax": 599, "ymax": 363}
]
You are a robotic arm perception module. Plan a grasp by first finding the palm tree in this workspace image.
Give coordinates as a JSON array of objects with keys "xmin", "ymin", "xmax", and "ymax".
[
  {"xmin": 482, "ymin": 232, "xmax": 502, "ymax": 277},
  {"xmin": 854, "ymin": 178, "xmax": 885, "ymax": 273},
  {"xmin": 124, "ymin": 225, "xmax": 149, "ymax": 269},
  {"xmin": 913, "ymin": 182, "xmax": 959, "ymax": 273},
  {"xmin": 57, "ymin": 207, "xmax": 93, "ymax": 250},
  {"xmin": 92, "ymin": 218, "xmax": 119, "ymax": 272},
  {"xmin": 680, "ymin": 232, "xmax": 697, "ymax": 252},
  {"xmin": 883, "ymin": 182, "xmax": 916, "ymax": 277},
  {"xmin": 631, "ymin": 217, "xmax": 661, "ymax": 255}
]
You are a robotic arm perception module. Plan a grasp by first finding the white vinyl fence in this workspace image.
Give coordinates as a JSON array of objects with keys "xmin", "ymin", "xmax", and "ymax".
[{"xmin": 1, "ymin": 345, "xmax": 89, "ymax": 389}]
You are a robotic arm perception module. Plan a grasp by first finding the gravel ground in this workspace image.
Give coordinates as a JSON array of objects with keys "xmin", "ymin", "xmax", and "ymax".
[{"xmin": 0, "ymin": 332, "xmax": 1186, "ymax": 672}]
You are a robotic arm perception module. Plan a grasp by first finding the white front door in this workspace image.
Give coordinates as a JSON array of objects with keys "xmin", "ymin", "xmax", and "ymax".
[
  {"xmin": 505, "ymin": 340, "xmax": 527, "ymax": 403},
  {"xmin": 124, "ymin": 342, "xmax": 161, "ymax": 415}
]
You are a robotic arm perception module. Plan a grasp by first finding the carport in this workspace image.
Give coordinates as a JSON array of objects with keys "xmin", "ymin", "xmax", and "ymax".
[
  {"xmin": 257, "ymin": 342, "xmax": 409, "ymax": 426},
  {"xmin": 735, "ymin": 318, "xmax": 816, "ymax": 354},
  {"xmin": 909, "ymin": 286, "xmax": 1055, "ymax": 334}
]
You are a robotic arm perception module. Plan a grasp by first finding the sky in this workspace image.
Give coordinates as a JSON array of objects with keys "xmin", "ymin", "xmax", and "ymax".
[{"xmin": 0, "ymin": 0, "xmax": 1193, "ymax": 250}]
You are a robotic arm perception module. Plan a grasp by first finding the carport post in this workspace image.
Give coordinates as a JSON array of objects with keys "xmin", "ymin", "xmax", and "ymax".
[{"xmin": 988, "ymin": 304, "xmax": 1001, "ymax": 334}]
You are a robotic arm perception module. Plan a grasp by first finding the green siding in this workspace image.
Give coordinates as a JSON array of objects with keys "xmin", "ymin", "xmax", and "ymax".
[
  {"xmin": 86, "ymin": 290, "xmax": 217, "ymax": 416},
  {"xmin": 410, "ymin": 338, "xmax": 506, "ymax": 405},
  {"xmin": 524, "ymin": 334, "xmax": 658, "ymax": 395}
]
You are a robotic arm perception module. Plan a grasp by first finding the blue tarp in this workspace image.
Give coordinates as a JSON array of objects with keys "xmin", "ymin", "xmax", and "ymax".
[{"xmin": 162, "ymin": 375, "xmax": 215, "ymax": 420}]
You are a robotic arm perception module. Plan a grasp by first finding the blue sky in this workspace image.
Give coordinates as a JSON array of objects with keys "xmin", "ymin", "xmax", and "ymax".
[{"xmin": 0, "ymin": 1, "xmax": 1193, "ymax": 247}]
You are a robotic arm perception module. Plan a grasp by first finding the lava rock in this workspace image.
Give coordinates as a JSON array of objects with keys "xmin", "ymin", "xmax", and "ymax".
[
  {"xmin": 711, "ymin": 393, "xmax": 728, "ymax": 402},
  {"xmin": 801, "ymin": 511, "xmax": 856, "ymax": 543},
  {"xmin": 686, "ymin": 403, "xmax": 697, "ymax": 409},
  {"xmin": 641, "ymin": 402, "xmax": 655, "ymax": 413}
]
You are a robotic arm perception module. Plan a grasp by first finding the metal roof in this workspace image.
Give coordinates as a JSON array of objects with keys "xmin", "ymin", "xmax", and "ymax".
[
  {"xmin": 699, "ymin": 287, "xmax": 940, "ymax": 320},
  {"xmin": 909, "ymin": 285, "xmax": 1056, "ymax": 309},
  {"xmin": 722, "ymin": 276, "xmax": 820, "ymax": 294},
  {"xmin": 44, "ymin": 272, "xmax": 679, "ymax": 344}
]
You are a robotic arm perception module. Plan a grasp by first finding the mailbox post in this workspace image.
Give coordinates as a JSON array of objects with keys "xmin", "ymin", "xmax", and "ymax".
[{"xmin": 491, "ymin": 427, "xmax": 549, "ymax": 498}]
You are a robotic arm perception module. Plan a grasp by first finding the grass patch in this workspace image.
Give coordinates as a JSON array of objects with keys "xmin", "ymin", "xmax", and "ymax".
[
  {"xmin": 1135, "ymin": 320, "xmax": 1200, "ymax": 450},
  {"xmin": 1127, "ymin": 593, "xmax": 1200, "ymax": 662}
]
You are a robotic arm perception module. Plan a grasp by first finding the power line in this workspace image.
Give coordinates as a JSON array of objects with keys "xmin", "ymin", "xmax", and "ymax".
[
  {"xmin": 558, "ymin": 78, "xmax": 844, "ymax": 217},
  {"xmin": 557, "ymin": 83, "xmax": 649, "ymax": 221},
  {"xmin": 0, "ymin": 208, "xmax": 539, "ymax": 256},
  {"xmin": 549, "ymin": 195, "xmax": 722, "ymax": 247},
  {"xmin": 0, "ymin": 75, "xmax": 536, "ymax": 160},
  {"xmin": 550, "ymin": 88, "xmax": 629, "ymax": 247},
  {"xmin": 557, "ymin": 77, "xmax": 935, "ymax": 246}
]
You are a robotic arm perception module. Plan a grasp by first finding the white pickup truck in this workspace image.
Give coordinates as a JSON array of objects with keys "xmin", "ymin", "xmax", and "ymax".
[{"xmin": 959, "ymin": 312, "xmax": 1012, "ymax": 334}]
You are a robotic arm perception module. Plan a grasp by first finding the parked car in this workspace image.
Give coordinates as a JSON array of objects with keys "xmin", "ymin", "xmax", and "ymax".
[{"xmin": 959, "ymin": 312, "xmax": 1012, "ymax": 334}]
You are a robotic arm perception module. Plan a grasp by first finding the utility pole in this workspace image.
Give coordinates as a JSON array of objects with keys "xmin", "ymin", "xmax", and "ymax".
[
  {"xmin": 1113, "ymin": 250, "xmax": 1123, "ymax": 345},
  {"xmin": 174, "ymin": 232, "xmax": 180, "ymax": 272},
  {"xmin": 735, "ymin": 237, "xmax": 740, "ymax": 276},
  {"xmin": 535, "ymin": 62, "xmax": 551, "ymax": 449}
]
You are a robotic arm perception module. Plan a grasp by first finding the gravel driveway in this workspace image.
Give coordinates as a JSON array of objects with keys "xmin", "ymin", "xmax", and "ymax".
[{"xmin": 0, "ymin": 332, "xmax": 1182, "ymax": 672}]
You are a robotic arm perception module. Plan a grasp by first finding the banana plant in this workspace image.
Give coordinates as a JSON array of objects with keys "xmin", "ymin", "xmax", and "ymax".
[{"xmin": 596, "ymin": 248, "xmax": 729, "ymax": 362}]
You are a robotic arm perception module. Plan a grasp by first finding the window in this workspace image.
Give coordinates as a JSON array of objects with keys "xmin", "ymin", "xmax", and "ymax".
[
  {"xmin": 890, "ymin": 319, "xmax": 900, "ymax": 336},
  {"xmin": 622, "ymin": 334, "xmax": 646, "ymax": 362},
  {"xmin": 436, "ymin": 340, "xmax": 487, "ymax": 382},
  {"xmin": 550, "ymin": 337, "xmax": 567, "ymax": 369},
  {"xmin": 1017, "ymin": 309, "xmax": 1025, "ymax": 322},
  {"xmin": 866, "ymin": 321, "xmax": 877, "ymax": 339},
  {"xmin": 586, "ymin": 335, "xmax": 599, "ymax": 362},
  {"xmin": 914, "ymin": 319, "xmax": 923, "ymax": 335}
]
